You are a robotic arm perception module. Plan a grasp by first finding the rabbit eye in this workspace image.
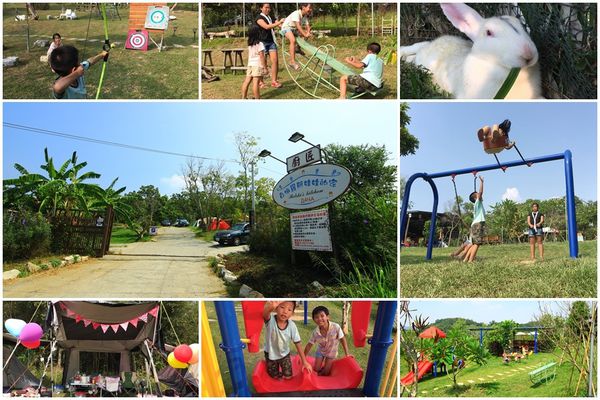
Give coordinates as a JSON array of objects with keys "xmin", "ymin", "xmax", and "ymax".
[{"xmin": 486, "ymin": 30, "xmax": 494, "ymax": 37}]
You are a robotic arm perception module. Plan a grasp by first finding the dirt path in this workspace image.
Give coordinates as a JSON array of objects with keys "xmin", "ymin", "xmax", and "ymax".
[{"xmin": 4, "ymin": 227, "xmax": 244, "ymax": 298}]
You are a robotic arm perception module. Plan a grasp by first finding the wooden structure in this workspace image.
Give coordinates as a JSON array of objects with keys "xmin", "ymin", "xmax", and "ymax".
[
  {"xmin": 128, "ymin": 3, "xmax": 168, "ymax": 51},
  {"xmin": 206, "ymin": 30, "xmax": 236, "ymax": 40},
  {"xmin": 381, "ymin": 17, "xmax": 396, "ymax": 35},
  {"xmin": 50, "ymin": 207, "xmax": 114, "ymax": 257}
]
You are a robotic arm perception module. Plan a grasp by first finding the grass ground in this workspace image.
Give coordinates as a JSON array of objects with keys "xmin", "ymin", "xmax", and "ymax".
[
  {"xmin": 202, "ymin": 35, "xmax": 397, "ymax": 99},
  {"xmin": 110, "ymin": 226, "xmax": 151, "ymax": 244},
  {"xmin": 3, "ymin": 4, "xmax": 198, "ymax": 99},
  {"xmin": 400, "ymin": 241, "xmax": 597, "ymax": 298},
  {"xmin": 400, "ymin": 350, "xmax": 589, "ymax": 397},
  {"xmin": 205, "ymin": 301, "xmax": 396, "ymax": 396}
]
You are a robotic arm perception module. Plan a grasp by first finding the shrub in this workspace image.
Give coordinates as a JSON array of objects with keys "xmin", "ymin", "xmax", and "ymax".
[{"xmin": 3, "ymin": 211, "xmax": 52, "ymax": 262}]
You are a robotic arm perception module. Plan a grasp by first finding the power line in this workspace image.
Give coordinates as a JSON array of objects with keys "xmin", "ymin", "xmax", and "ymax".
[{"xmin": 3, "ymin": 122, "xmax": 240, "ymax": 164}]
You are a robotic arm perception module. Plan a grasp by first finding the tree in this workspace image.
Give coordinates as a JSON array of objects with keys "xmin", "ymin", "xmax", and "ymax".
[
  {"xmin": 427, "ymin": 321, "xmax": 490, "ymax": 387},
  {"xmin": 233, "ymin": 132, "xmax": 258, "ymax": 214},
  {"xmin": 123, "ymin": 185, "xmax": 162, "ymax": 239},
  {"xmin": 401, "ymin": 103, "xmax": 419, "ymax": 156},
  {"xmin": 181, "ymin": 158, "xmax": 206, "ymax": 227}
]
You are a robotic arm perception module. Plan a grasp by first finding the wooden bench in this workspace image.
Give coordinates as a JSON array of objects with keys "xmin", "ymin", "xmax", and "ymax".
[
  {"xmin": 484, "ymin": 235, "xmax": 501, "ymax": 245},
  {"xmin": 528, "ymin": 362, "xmax": 557, "ymax": 384},
  {"xmin": 207, "ymin": 30, "xmax": 236, "ymax": 40}
]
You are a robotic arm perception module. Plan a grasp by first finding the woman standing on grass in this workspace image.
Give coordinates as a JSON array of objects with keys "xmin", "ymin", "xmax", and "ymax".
[
  {"xmin": 527, "ymin": 202, "xmax": 544, "ymax": 261},
  {"xmin": 256, "ymin": 3, "xmax": 284, "ymax": 88}
]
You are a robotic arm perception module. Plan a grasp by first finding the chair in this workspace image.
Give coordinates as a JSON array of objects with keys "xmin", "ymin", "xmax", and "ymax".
[
  {"xmin": 102, "ymin": 376, "xmax": 120, "ymax": 397},
  {"xmin": 121, "ymin": 371, "xmax": 138, "ymax": 396}
]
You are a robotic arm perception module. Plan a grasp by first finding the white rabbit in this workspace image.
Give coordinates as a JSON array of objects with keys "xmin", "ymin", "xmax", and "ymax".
[{"xmin": 400, "ymin": 3, "xmax": 543, "ymax": 99}]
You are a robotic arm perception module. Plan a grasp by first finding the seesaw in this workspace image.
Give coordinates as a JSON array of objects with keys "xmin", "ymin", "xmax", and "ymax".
[{"xmin": 280, "ymin": 35, "xmax": 383, "ymax": 99}]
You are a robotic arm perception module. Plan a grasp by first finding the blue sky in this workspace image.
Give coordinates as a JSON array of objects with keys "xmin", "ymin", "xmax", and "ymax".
[
  {"xmin": 401, "ymin": 102, "xmax": 597, "ymax": 211},
  {"xmin": 3, "ymin": 102, "xmax": 397, "ymax": 195},
  {"xmin": 406, "ymin": 300, "xmax": 568, "ymax": 324}
]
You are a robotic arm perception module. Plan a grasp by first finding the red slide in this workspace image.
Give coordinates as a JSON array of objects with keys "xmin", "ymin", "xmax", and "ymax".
[{"xmin": 400, "ymin": 360, "xmax": 434, "ymax": 387}]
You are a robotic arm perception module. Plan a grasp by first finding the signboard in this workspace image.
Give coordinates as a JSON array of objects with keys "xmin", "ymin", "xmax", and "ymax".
[
  {"xmin": 290, "ymin": 208, "xmax": 332, "ymax": 252},
  {"xmin": 144, "ymin": 6, "xmax": 169, "ymax": 30},
  {"xmin": 272, "ymin": 163, "xmax": 352, "ymax": 210},
  {"xmin": 286, "ymin": 146, "xmax": 321, "ymax": 172}
]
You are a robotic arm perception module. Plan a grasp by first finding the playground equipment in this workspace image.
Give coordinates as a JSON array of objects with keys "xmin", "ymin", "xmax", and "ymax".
[
  {"xmin": 201, "ymin": 303, "xmax": 226, "ymax": 397},
  {"xmin": 400, "ymin": 150, "xmax": 578, "ymax": 260},
  {"xmin": 400, "ymin": 360, "xmax": 434, "ymax": 387},
  {"xmin": 469, "ymin": 326, "xmax": 547, "ymax": 354},
  {"xmin": 280, "ymin": 35, "xmax": 383, "ymax": 99},
  {"xmin": 213, "ymin": 301, "xmax": 396, "ymax": 396},
  {"xmin": 529, "ymin": 362, "xmax": 557, "ymax": 384}
]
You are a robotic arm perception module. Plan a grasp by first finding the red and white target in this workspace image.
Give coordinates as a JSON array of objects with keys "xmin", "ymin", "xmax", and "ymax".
[{"xmin": 126, "ymin": 29, "xmax": 149, "ymax": 51}]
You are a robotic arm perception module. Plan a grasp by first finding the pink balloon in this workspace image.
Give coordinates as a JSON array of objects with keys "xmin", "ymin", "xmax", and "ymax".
[
  {"xmin": 21, "ymin": 340, "xmax": 40, "ymax": 349},
  {"xmin": 173, "ymin": 344, "xmax": 192, "ymax": 364},
  {"xmin": 19, "ymin": 323, "xmax": 43, "ymax": 342}
]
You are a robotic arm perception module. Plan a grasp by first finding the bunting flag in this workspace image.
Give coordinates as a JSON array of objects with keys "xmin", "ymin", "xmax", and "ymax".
[{"xmin": 59, "ymin": 302, "xmax": 157, "ymax": 335}]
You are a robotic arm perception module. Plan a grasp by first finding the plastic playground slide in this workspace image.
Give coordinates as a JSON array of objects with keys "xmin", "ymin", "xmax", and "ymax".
[
  {"xmin": 400, "ymin": 360, "xmax": 434, "ymax": 387},
  {"xmin": 252, "ymin": 355, "xmax": 363, "ymax": 393}
]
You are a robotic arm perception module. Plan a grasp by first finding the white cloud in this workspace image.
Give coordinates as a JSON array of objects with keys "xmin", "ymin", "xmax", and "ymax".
[
  {"xmin": 502, "ymin": 187, "xmax": 521, "ymax": 202},
  {"xmin": 160, "ymin": 174, "xmax": 186, "ymax": 192}
]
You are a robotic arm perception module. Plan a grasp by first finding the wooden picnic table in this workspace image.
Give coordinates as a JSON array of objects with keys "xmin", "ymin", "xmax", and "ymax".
[{"xmin": 220, "ymin": 48, "xmax": 245, "ymax": 74}]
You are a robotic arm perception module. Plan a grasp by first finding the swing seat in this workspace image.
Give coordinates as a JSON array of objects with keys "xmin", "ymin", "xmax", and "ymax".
[
  {"xmin": 252, "ymin": 355, "xmax": 363, "ymax": 394},
  {"xmin": 478, "ymin": 125, "xmax": 509, "ymax": 154}
]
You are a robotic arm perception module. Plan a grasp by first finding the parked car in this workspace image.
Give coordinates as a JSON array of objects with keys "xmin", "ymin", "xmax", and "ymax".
[
  {"xmin": 175, "ymin": 219, "xmax": 190, "ymax": 227},
  {"xmin": 161, "ymin": 219, "xmax": 171, "ymax": 226},
  {"xmin": 214, "ymin": 222, "xmax": 250, "ymax": 246}
]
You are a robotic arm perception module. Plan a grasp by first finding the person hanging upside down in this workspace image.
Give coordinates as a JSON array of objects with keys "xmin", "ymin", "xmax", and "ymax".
[{"xmin": 464, "ymin": 176, "xmax": 486, "ymax": 262}]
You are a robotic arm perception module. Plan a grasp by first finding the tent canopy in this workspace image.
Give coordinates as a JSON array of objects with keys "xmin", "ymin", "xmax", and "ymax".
[
  {"xmin": 3, "ymin": 343, "xmax": 40, "ymax": 391},
  {"xmin": 48, "ymin": 301, "xmax": 162, "ymax": 384}
]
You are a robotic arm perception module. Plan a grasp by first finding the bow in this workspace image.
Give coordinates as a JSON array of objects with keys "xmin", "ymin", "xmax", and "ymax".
[{"xmin": 95, "ymin": 3, "xmax": 110, "ymax": 99}]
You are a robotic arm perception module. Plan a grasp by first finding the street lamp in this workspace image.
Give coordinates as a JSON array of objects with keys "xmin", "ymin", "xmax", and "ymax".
[
  {"xmin": 258, "ymin": 149, "xmax": 286, "ymax": 165},
  {"xmin": 288, "ymin": 132, "xmax": 317, "ymax": 148}
]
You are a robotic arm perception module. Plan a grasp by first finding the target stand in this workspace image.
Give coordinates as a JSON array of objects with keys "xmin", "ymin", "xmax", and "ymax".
[
  {"xmin": 128, "ymin": 3, "xmax": 168, "ymax": 51},
  {"xmin": 126, "ymin": 29, "xmax": 149, "ymax": 51}
]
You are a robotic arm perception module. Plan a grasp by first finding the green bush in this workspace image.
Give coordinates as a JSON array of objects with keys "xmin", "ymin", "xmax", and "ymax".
[
  {"xmin": 3, "ymin": 211, "xmax": 51, "ymax": 262},
  {"xmin": 248, "ymin": 218, "xmax": 291, "ymax": 260},
  {"xmin": 400, "ymin": 60, "xmax": 451, "ymax": 99}
]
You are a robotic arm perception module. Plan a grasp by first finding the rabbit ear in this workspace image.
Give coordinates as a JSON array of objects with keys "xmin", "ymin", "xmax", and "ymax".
[{"xmin": 441, "ymin": 3, "xmax": 484, "ymax": 41}]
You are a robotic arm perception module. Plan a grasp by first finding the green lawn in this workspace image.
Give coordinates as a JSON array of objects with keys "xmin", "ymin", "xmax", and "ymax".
[
  {"xmin": 205, "ymin": 301, "xmax": 396, "ymax": 396},
  {"xmin": 202, "ymin": 35, "xmax": 397, "ymax": 99},
  {"xmin": 401, "ymin": 351, "xmax": 589, "ymax": 397},
  {"xmin": 3, "ymin": 4, "xmax": 198, "ymax": 99},
  {"xmin": 400, "ymin": 241, "xmax": 597, "ymax": 298},
  {"xmin": 110, "ymin": 226, "xmax": 151, "ymax": 244}
]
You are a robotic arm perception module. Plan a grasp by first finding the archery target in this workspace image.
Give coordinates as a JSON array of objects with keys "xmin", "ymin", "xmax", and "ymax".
[
  {"xmin": 126, "ymin": 29, "xmax": 149, "ymax": 51},
  {"xmin": 144, "ymin": 6, "xmax": 169, "ymax": 30}
]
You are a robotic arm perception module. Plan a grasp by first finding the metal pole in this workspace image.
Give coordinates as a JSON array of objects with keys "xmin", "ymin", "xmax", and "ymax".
[
  {"xmin": 363, "ymin": 301, "xmax": 397, "ymax": 396},
  {"xmin": 215, "ymin": 301, "xmax": 251, "ymax": 397},
  {"xmin": 304, "ymin": 301, "xmax": 308, "ymax": 325},
  {"xmin": 426, "ymin": 152, "xmax": 566, "ymax": 179},
  {"xmin": 480, "ymin": 328, "xmax": 483, "ymax": 347},
  {"xmin": 534, "ymin": 328, "xmax": 538, "ymax": 354},
  {"xmin": 563, "ymin": 150, "xmax": 579, "ymax": 258}
]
